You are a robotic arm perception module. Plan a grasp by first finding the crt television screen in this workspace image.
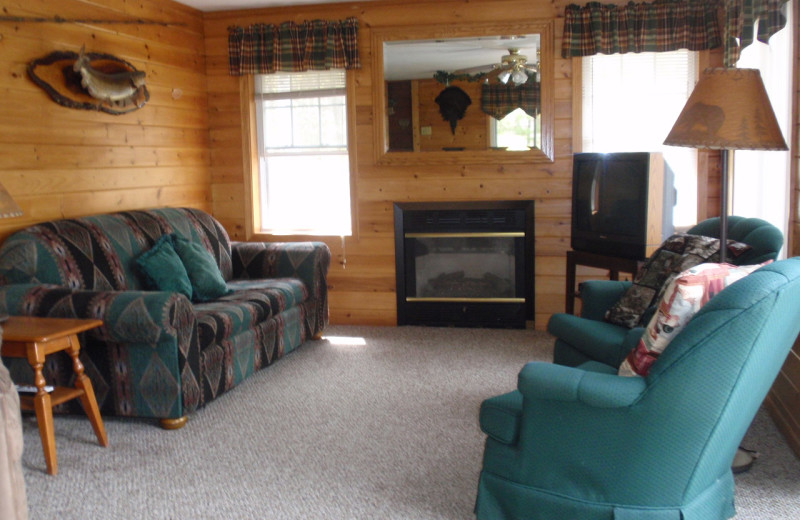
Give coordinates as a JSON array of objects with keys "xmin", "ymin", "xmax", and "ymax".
[{"xmin": 573, "ymin": 154, "xmax": 648, "ymax": 239}]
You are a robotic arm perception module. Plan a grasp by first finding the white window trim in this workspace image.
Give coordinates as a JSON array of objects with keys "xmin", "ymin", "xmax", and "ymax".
[{"xmin": 239, "ymin": 72, "xmax": 359, "ymax": 241}]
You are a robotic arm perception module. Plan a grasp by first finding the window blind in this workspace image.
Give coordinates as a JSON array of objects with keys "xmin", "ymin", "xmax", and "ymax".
[{"xmin": 256, "ymin": 70, "xmax": 345, "ymax": 95}]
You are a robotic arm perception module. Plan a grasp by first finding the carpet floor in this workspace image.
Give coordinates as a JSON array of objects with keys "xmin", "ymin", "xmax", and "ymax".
[{"xmin": 20, "ymin": 325, "xmax": 800, "ymax": 519}]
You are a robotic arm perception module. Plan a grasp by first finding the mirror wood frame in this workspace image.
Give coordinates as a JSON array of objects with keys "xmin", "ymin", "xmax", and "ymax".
[{"xmin": 372, "ymin": 20, "xmax": 554, "ymax": 166}]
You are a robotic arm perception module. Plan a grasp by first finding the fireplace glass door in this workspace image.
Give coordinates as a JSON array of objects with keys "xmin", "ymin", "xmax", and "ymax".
[
  {"xmin": 394, "ymin": 200, "xmax": 534, "ymax": 328},
  {"xmin": 406, "ymin": 233, "xmax": 523, "ymax": 301}
]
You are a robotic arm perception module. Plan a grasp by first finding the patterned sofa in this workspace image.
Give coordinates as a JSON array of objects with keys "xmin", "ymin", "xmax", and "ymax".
[{"xmin": 0, "ymin": 208, "xmax": 330, "ymax": 429}]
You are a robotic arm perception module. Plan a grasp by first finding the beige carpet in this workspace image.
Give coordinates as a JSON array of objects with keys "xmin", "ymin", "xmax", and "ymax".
[{"xmin": 19, "ymin": 325, "xmax": 800, "ymax": 519}]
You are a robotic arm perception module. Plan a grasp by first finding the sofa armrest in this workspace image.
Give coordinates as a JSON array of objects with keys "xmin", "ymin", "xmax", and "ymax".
[
  {"xmin": 231, "ymin": 242, "xmax": 331, "ymax": 284},
  {"xmin": 0, "ymin": 284, "xmax": 201, "ymax": 419},
  {"xmin": 579, "ymin": 280, "xmax": 632, "ymax": 321},
  {"xmin": 231, "ymin": 241, "xmax": 331, "ymax": 335},
  {"xmin": 0, "ymin": 284, "xmax": 195, "ymax": 344}
]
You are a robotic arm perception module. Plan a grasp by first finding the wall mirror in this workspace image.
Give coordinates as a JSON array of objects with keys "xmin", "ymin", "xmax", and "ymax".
[{"xmin": 372, "ymin": 21, "xmax": 554, "ymax": 165}]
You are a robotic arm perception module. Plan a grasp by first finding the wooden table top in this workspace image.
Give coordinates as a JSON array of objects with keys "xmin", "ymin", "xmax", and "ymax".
[{"xmin": 2, "ymin": 316, "xmax": 104, "ymax": 343}]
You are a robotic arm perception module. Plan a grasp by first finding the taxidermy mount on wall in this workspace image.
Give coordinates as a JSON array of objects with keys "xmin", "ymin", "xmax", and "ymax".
[
  {"xmin": 28, "ymin": 46, "xmax": 149, "ymax": 115},
  {"xmin": 435, "ymin": 86, "xmax": 472, "ymax": 134}
]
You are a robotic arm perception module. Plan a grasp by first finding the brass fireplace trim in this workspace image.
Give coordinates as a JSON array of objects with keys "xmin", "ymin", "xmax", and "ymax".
[
  {"xmin": 404, "ymin": 232, "xmax": 525, "ymax": 238},
  {"xmin": 406, "ymin": 297, "xmax": 525, "ymax": 303}
]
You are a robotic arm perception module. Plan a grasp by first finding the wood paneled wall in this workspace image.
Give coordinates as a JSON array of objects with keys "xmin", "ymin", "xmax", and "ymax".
[
  {"xmin": 204, "ymin": 0, "xmax": 569, "ymax": 329},
  {"xmin": 766, "ymin": 0, "xmax": 800, "ymax": 459},
  {"xmin": 0, "ymin": 0, "xmax": 210, "ymax": 242}
]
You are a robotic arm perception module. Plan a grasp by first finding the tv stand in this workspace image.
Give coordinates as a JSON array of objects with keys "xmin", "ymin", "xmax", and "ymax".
[{"xmin": 566, "ymin": 250, "xmax": 643, "ymax": 314}]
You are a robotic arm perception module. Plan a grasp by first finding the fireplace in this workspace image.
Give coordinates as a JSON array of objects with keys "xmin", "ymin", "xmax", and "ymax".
[{"xmin": 394, "ymin": 201, "xmax": 534, "ymax": 328}]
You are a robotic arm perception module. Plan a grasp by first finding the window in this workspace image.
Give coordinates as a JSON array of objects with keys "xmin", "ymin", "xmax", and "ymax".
[
  {"xmin": 582, "ymin": 50, "xmax": 697, "ymax": 227},
  {"xmin": 491, "ymin": 108, "xmax": 540, "ymax": 151},
  {"xmin": 255, "ymin": 70, "xmax": 352, "ymax": 236},
  {"xmin": 731, "ymin": 5, "xmax": 793, "ymax": 258}
]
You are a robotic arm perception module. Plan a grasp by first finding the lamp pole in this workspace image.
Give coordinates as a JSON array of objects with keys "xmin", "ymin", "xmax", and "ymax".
[{"xmin": 719, "ymin": 149, "xmax": 730, "ymax": 264}]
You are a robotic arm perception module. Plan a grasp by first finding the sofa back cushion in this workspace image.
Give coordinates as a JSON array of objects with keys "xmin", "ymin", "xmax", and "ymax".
[{"xmin": 0, "ymin": 208, "xmax": 232, "ymax": 291}]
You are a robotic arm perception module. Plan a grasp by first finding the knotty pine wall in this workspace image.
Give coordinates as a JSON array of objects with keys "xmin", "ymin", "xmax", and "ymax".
[
  {"xmin": 0, "ymin": 0, "xmax": 210, "ymax": 240},
  {"xmin": 204, "ymin": 0, "xmax": 569, "ymax": 329}
]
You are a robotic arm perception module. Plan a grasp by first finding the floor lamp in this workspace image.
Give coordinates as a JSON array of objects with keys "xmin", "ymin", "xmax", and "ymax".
[
  {"xmin": 663, "ymin": 67, "xmax": 788, "ymax": 263},
  {"xmin": 664, "ymin": 67, "xmax": 788, "ymax": 472}
]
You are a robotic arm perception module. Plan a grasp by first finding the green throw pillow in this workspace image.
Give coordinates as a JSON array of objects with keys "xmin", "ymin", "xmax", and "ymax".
[
  {"xmin": 135, "ymin": 235, "xmax": 193, "ymax": 298},
  {"xmin": 172, "ymin": 235, "xmax": 230, "ymax": 302}
]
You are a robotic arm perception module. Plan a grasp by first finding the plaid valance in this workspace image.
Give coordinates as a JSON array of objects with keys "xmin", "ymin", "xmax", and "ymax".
[
  {"xmin": 724, "ymin": 0, "xmax": 790, "ymax": 66},
  {"xmin": 561, "ymin": 0, "xmax": 721, "ymax": 57},
  {"xmin": 481, "ymin": 82, "xmax": 541, "ymax": 120},
  {"xmin": 228, "ymin": 17, "xmax": 360, "ymax": 75}
]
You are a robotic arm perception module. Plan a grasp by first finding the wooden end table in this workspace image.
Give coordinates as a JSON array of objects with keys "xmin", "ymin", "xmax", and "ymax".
[
  {"xmin": 2, "ymin": 316, "xmax": 108, "ymax": 475},
  {"xmin": 565, "ymin": 250, "xmax": 643, "ymax": 314}
]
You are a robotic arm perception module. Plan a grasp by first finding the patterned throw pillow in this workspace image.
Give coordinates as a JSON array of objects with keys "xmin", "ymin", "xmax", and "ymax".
[
  {"xmin": 604, "ymin": 234, "xmax": 750, "ymax": 328},
  {"xmin": 618, "ymin": 262, "xmax": 767, "ymax": 377}
]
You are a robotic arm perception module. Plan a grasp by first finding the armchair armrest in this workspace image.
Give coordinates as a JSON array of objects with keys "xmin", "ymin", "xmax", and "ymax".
[
  {"xmin": 579, "ymin": 280, "xmax": 632, "ymax": 321},
  {"xmin": 518, "ymin": 362, "xmax": 646, "ymax": 408}
]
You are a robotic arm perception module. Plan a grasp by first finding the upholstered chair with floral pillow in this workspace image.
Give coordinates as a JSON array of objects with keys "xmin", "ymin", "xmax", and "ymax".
[
  {"xmin": 477, "ymin": 257, "xmax": 800, "ymax": 520},
  {"xmin": 548, "ymin": 216, "xmax": 783, "ymax": 368}
]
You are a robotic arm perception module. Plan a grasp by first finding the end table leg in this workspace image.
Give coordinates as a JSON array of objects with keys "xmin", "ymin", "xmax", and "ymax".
[
  {"xmin": 68, "ymin": 336, "xmax": 108, "ymax": 447},
  {"xmin": 32, "ymin": 361, "xmax": 58, "ymax": 475},
  {"xmin": 76, "ymin": 375, "xmax": 108, "ymax": 447}
]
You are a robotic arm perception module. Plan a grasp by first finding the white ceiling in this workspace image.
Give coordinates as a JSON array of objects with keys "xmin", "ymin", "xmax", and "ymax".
[
  {"xmin": 384, "ymin": 35, "xmax": 539, "ymax": 81},
  {"xmin": 173, "ymin": 0, "xmax": 378, "ymax": 11}
]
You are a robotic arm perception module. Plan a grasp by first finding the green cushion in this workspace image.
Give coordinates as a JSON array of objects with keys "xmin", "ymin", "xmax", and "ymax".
[
  {"xmin": 134, "ymin": 235, "xmax": 192, "ymax": 298},
  {"xmin": 172, "ymin": 235, "xmax": 230, "ymax": 302}
]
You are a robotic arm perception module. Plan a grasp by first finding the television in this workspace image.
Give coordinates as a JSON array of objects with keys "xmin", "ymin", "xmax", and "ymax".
[{"xmin": 571, "ymin": 152, "xmax": 675, "ymax": 260}]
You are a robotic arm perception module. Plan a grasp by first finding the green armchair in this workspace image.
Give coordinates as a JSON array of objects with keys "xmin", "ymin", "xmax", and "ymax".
[
  {"xmin": 476, "ymin": 257, "xmax": 800, "ymax": 519},
  {"xmin": 548, "ymin": 216, "xmax": 783, "ymax": 368}
]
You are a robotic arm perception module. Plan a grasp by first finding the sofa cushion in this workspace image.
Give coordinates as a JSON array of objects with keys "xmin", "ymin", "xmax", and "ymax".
[
  {"xmin": 227, "ymin": 278, "xmax": 308, "ymax": 313},
  {"xmin": 173, "ymin": 235, "xmax": 230, "ymax": 302},
  {"xmin": 134, "ymin": 235, "xmax": 192, "ymax": 298},
  {"xmin": 194, "ymin": 279, "xmax": 309, "ymax": 346},
  {"xmin": 619, "ymin": 262, "xmax": 766, "ymax": 377},
  {"xmin": 605, "ymin": 234, "xmax": 749, "ymax": 328},
  {"xmin": 194, "ymin": 291, "xmax": 274, "ymax": 348}
]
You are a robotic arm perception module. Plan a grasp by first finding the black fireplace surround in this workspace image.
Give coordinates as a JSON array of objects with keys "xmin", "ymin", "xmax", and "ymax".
[{"xmin": 394, "ymin": 201, "xmax": 535, "ymax": 328}]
